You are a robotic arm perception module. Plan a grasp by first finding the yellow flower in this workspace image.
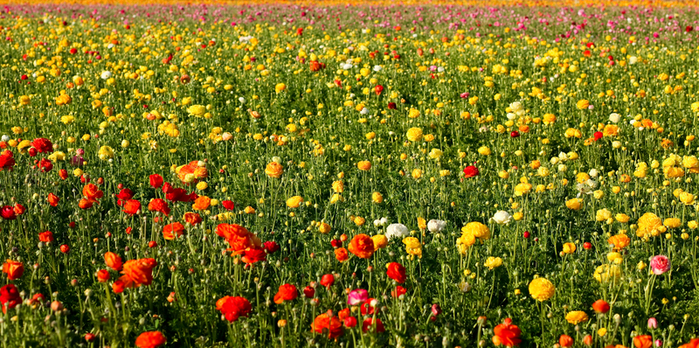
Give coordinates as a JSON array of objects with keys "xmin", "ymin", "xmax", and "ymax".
[
  {"xmin": 680, "ymin": 192, "xmax": 695, "ymax": 205},
  {"xmin": 353, "ymin": 216, "xmax": 365, "ymax": 226},
  {"xmin": 461, "ymin": 222, "xmax": 491, "ymax": 241},
  {"xmin": 514, "ymin": 183, "xmax": 532, "ymax": 196},
  {"xmin": 403, "ymin": 237, "xmax": 422, "ymax": 258},
  {"xmin": 196, "ymin": 182, "xmax": 208, "ymax": 191},
  {"xmin": 98, "ymin": 146, "xmax": 114, "ymax": 160},
  {"xmin": 528, "ymin": 277, "xmax": 555, "ymax": 301},
  {"xmin": 372, "ymin": 235, "xmax": 388, "ymax": 250},
  {"xmin": 595, "ymin": 209, "xmax": 611, "ymax": 221},
  {"xmin": 477, "ymin": 146, "xmax": 491, "ymax": 156},
  {"xmin": 357, "ymin": 161, "xmax": 372, "ymax": 171},
  {"xmin": 187, "ymin": 105, "xmax": 206, "ymax": 117},
  {"xmin": 406, "ymin": 127, "xmax": 423, "ymax": 142},
  {"xmin": 408, "ymin": 108, "xmax": 420, "ymax": 118},
  {"xmin": 594, "ymin": 264, "xmax": 621, "ymax": 283},
  {"xmin": 275, "ymin": 83, "xmax": 287, "ymax": 93},
  {"xmin": 371, "ymin": 192, "xmax": 383, "ymax": 203},
  {"xmin": 332, "ymin": 180, "xmax": 344, "ymax": 193},
  {"xmin": 576, "ymin": 99, "xmax": 590, "ymax": 110},
  {"xmin": 484, "ymin": 257, "xmax": 503, "ymax": 270},
  {"xmin": 607, "ymin": 252, "xmax": 623, "ymax": 264},
  {"xmin": 636, "ymin": 212, "xmax": 663, "ymax": 238},
  {"xmin": 664, "ymin": 218, "xmax": 681, "ymax": 229},
  {"xmin": 265, "ymin": 162, "xmax": 284, "ymax": 178},
  {"xmin": 565, "ymin": 198, "xmax": 582, "ymax": 210},
  {"xmin": 565, "ymin": 311, "xmax": 589, "ymax": 325},
  {"xmin": 688, "ymin": 220, "xmax": 698, "ymax": 229},
  {"xmin": 562, "ymin": 243, "xmax": 576, "ymax": 254},
  {"xmin": 318, "ymin": 222, "xmax": 331, "ymax": 234},
  {"xmin": 286, "ymin": 196, "xmax": 303, "ymax": 208}
]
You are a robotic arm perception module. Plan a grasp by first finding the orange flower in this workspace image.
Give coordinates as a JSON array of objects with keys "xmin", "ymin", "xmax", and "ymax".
[
  {"xmin": 348, "ymin": 234, "xmax": 375, "ymax": 259},
  {"xmin": 78, "ymin": 198, "xmax": 93, "ymax": 209},
  {"xmin": 334, "ymin": 247, "xmax": 349, "ymax": 262},
  {"xmin": 608, "ymin": 234, "xmax": 630, "ymax": 251},
  {"xmin": 177, "ymin": 161, "xmax": 208, "ymax": 183},
  {"xmin": 119, "ymin": 258, "xmax": 158, "ymax": 289},
  {"xmin": 241, "ymin": 247, "xmax": 267, "ymax": 264},
  {"xmin": 192, "ymin": 195, "xmax": 211, "ymax": 210},
  {"xmin": 104, "ymin": 252, "xmax": 123, "ymax": 271},
  {"xmin": 184, "ymin": 212, "xmax": 202, "ymax": 225},
  {"xmin": 311, "ymin": 313, "xmax": 343, "ymax": 339},
  {"xmin": 2, "ymin": 260, "xmax": 23, "ymax": 280},
  {"xmin": 135, "ymin": 331, "xmax": 167, "ymax": 348},
  {"xmin": 357, "ymin": 161, "xmax": 372, "ymax": 171},
  {"xmin": 492, "ymin": 318, "xmax": 521, "ymax": 347},
  {"xmin": 148, "ymin": 198, "xmax": 170, "ymax": 215},
  {"xmin": 48, "ymin": 193, "xmax": 59, "ymax": 207},
  {"xmin": 216, "ymin": 296, "xmax": 252, "ymax": 322},
  {"xmin": 273, "ymin": 284, "xmax": 299, "ymax": 304},
  {"xmin": 678, "ymin": 339, "xmax": 699, "ymax": 348},
  {"xmin": 122, "ymin": 199, "xmax": 141, "ymax": 215},
  {"xmin": 216, "ymin": 224, "xmax": 261, "ymax": 253},
  {"xmin": 633, "ymin": 335, "xmax": 652, "ymax": 348},
  {"xmin": 163, "ymin": 222, "xmax": 184, "ymax": 240},
  {"xmin": 82, "ymin": 183, "xmax": 103, "ymax": 202}
]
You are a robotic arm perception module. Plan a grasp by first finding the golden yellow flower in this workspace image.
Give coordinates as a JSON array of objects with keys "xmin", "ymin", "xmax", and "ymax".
[
  {"xmin": 576, "ymin": 99, "xmax": 590, "ymax": 110},
  {"xmin": 595, "ymin": 209, "xmax": 611, "ymax": 221},
  {"xmin": 565, "ymin": 198, "xmax": 582, "ymax": 210},
  {"xmin": 406, "ymin": 127, "xmax": 423, "ymax": 142},
  {"xmin": 565, "ymin": 311, "xmax": 589, "ymax": 325},
  {"xmin": 187, "ymin": 105, "xmax": 206, "ymax": 117},
  {"xmin": 318, "ymin": 222, "xmax": 331, "ymax": 234},
  {"xmin": 594, "ymin": 264, "xmax": 621, "ymax": 283},
  {"xmin": 265, "ymin": 162, "xmax": 284, "ymax": 178},
  {"xmin": 477, "ymin": 146, "xmax": 491, "ymax": 156},
  {"xmin": 562, "ymin": 243, "xmax": 576, "ymax": 254},
  {"xmin": 371, "ymin": 235, "xmax": 388, "ymax": 250},
  {"xmin": 664, "ymin": 218, "xmax": 681, "ymax": 229},
  {"xmin": 528, "ymin": 277, "xmax": 555, "ymax": 301},
  {"xmin": 286, "ymin": 196, "xmax": 303, "ymax": 208},
  {"xmin": 484, "ymin": 257, "xmax": 503, "ymax": 270},
  {"xmin": 357, "ymin": 161, "xmax": 372, "ymax": 171},
  {"xmin": 636, "ymin": 212, "xmax": 663, "ymax": 238}
]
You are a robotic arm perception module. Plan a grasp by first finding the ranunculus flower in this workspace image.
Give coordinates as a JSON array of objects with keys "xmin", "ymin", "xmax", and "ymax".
[
  {"xmin": 347, "ymin": 289, "xmax": 368, "ymax": 306},
  {"xmin": 385, "ymin": 223, "xmax": 409, "ymax": 240},
  {"xmin": 427, "ymin": 219, "xmax": 446, "ymax": 232},
  {"xmin": 491, "ymin": 211, "xmax": 512, "ymax": 225},
  {"xmin": 463, "ymin": 165, "xmax": 479, "ymax": 178},
  {"xmin": 135, "ymin": 331, "xmax": 166, "ymax": 348},
  {"xmin": 650, "ymin": 255, "xmax": 670, "ymax": 275},
  {"xmin": 273, "ymin": 284, "xmax": 299, "ymax": 304},
  {"xmin": 348, "ymin": 234, "xmax": 375, "ymax": 258},
  {"xmin": 386, "ymin": 262, "xmax": 406, "ymax": 283}
]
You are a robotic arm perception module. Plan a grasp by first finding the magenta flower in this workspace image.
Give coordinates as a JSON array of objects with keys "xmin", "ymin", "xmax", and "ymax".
[
  {"xmin": 650, "ymin": 255, "xmax": 670, "ymax": 275},
  {"xmin": 347, "ymin": 289, "xmax": 368, "ymax": 306}
]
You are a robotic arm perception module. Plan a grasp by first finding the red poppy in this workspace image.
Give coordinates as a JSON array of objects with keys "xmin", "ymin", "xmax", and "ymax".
[
  {"xmin": 311, "ymin": 313, "xmax": 343, "ymax": 338},
  {"xmin": 391, "ymin": 286, "xmax": 407, "ymax": 298},
  {"xmin": 0, "ymin": 284, "xmax": 21, "ymax": 313},
  {"xmin": 216, "ymin": 296, "xmax": 252, "ymax": 322},
  {"xmin": 96, "ymin": 269, "xmax": 110, "ymax": 282},
  {"xmin": 492, "ymin": 318, "xmax": 521, "ymax": 347},
  {"xmin": 39, "ymin": 231, "xmax": 54, "ymax": 243},
  {"xmin": 222, "ymin": 200, "xmax": 235, "ymax": 210},
  {"xmin": 135, "ymin": 331, "xmax": 167, "ymax": 348},
  {"xmin": 362, "ymin": 318, "xmax": 385, "ymax": 333},
  {"xmin": 273, "ymin": 284, "xmax": 299, "ymax": 304},
  {"xmin": 463, "ymin": 165, "xmax": 479, "ymax": 178},
  {"xmin": 148, "ymin": 199, "xmax": 170, "ymax": 216},
  {"xmin": 149, "ymin": 174, "xmax": 163, "ymax": 188},
  {"xmin": 122, "ymin": 200, "xmax": 141, "ymax": 215},
  {"xmin": 31, "ymin": 138, "xmax": 53, "ymax": 153},
  {"xmin": 386, "ymin": 262, "xmax": 406, "ymax": 283},
  {"xmin": 2, "ymin": 260, "xmax": 23, "ymax": 280},
  {"xmin": 163, "ymin": 222, "xmax": 184, "ymax": 240},
  {"xmin": 0, "ymin": 150, "xmax": 15, "ymax": 171}
]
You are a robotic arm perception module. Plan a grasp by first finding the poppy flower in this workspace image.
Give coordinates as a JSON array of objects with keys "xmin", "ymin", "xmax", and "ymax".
[
  {"xmin": 135, "ymin": 331, "xmax": 167, "ymax": 348},
  {"xmin": 386, "ymin": 262, "xmax": 406, "ymax": 283},
  {"xmin": 149, "ymin": 174, "xmax": 163, "ymax": 188},
  {"xmin": 335, "ymin": 247, "xmax": 349, "ymax": 262},
  {"xmin": 163, "ymin": 222, "xmax": 184, "ymax": 240},
  {"xmin": 2, "ymin": 260, "xmax": 23, "ymax": 280},
  {"xmin": 148, "ymin": 199, "xmax": 170, "ymax": 215},
  {"xmin": 118, "ymin": 258, "xmax": 158, "ymax": 288},
  {"xmin": 0, "ymin": 206, "xmax": 16, "ymax": 220},
  {"xmin": 273, "ymin": 284, "xmax": 299, "ymax": 304},
  {"xmin": 222, "ymin": 200, "xmax": 235, "ymax": 210},
  {"xmin": 0, "ymin": 284, "xmax": 21, "ymax": 313},
  {"xmin": 348, "ymin": 234, "xmax": 375, "ymax": 259},
  {"xmin": 311, "ymin": 313, "xmax": 343, "ymax": 338},
  {"xmin": 320, "ymin": 274, "xmax": 334, "ymax": 288},
  {"xmin": 31, "ymin": 138, "xmax": 53, "ymax": 153},
  {"xmin": 39, "ymin": 231, "xmax": 54, "ymax": 243},
  {"xmin": 592, "ymin": 299, "xmax": 610, "ymax": 313},
  {"xmin": 122, "ymin": 200, "xmax": 141, "ymax": 215},
  {"xmin": 492, "ymin": 318, "xmax": 521, "ymax": 347},
  {"xmin": 216, "ymin": 296, "xmax": 252, "ymax": 322},
  {"xmin": 463, "ymin": 165, "xmax": 479, "ymax": 178},
  {"xmin": 391, "ymin": 286, "xmax": 407, "ymax": 298},
  {"xmin": 105, "ymin": 252, "xmax": 123, "ymax": 271},
  {"xmin": 633, "ymin": 335, "xmax": 652, "ymax": 348}
]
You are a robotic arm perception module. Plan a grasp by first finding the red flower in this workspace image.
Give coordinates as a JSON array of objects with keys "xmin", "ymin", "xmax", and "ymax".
[
  {"xmin": 386, "ymin": 262, "xmax": 406, "ymax": 283},
  {"xmin": 38, "ymin": 158, "xmax": 53, "ymax": 172},
  {"xmin": 13, "ymin": 204, "xmax": 26, "ymax": 216},
  {"xmin": 320, "ymin": 274, "xmax": 334, "ymax": 288},
  {"xmin": 222, "ymin": 200, "xmax": 235, "ymax": 210},
  {"xmin": 112, "ymin": 280, "xmax": 126, "ymax": 294},
  {"xmin": 0, "ymin": 150, "xmax": 16, "ymax": 171},
  {"xmin": 118, "ymin": 258, "xmax": 158, "ymax": 289},
  {"xmin": 679, "ymin": 339, "xmax": 699, "ymax": 348},
  {"xmin": 263, "ymin": 241, "xmax": 280, "ymax": 254},
  {"xmin": 388, "ymin": 102, "xmax": 397, "ymax": 109},
  {"xmin": 593, "ymin": 131, "xmax": 603, "ymax": 141},
  {"xmin": 216, "ymin": 296, "xmax": 252, "ymax": 322},
  {"xmin": 686, "ymin": 26, "xmax": 694, "ymax": 33},
  {"xmin": 31, "ymin": 138, "xmax": 53, "ymax": 153},
  {"xmin": 362, "ymin": 318, "xmax": 385, "ymax": 333},
  {"xmin": 48, "ymin": 193, "xmax": 59, "ymax": 207},
  {"xmin": 82, "ymin": 183, "xmax": 103, "ymax": 202},
  {"xmin": 303, "ymin": 286, "xmax": 315, "ymax": 298},
  {"xmin": 311, "ymin": 313, "xmax": 343, "ymax": 338},
  {"xmin": 135, "ymin": 331, "xmax": 167, "ymax": 348},
  {"xmin": 360, "ymin": 298, "xmax": 377, "ymax": 315},
  {"xmin": 391, "ymin": 286, "xmax": 407, "ymax": 298},
  {"xmin": 492, "ymin": 318, "xmax": 521, "ymax": 347},
  {"xmin": 163, "ymin": 183, "xmax": 197, "ymax": 202},
  {"xmin": 39, "ymin": 231, "xmax": 54, "ymax": 243},
  {"xmin": 273, "ymin": 284, "xmax": 299, "ymax": 304},
  {"xmin": 334, "ymin": 247, "xmax": 348, "ymax": 262},
  {"xmin": 374, "ymin": 85, "xmax": 384, "ymax": 95},
  {"xmin": 2, "ymin": 260, "xmax": 23, "ymax": 280},
  {"xmin": 0, "ymin": 206, "xmax": 16, "ymax": 220},
  {"xmin": 463, "ymin": 165, "xmax": 479, "ymax": 178},
  {"xmin": 122, "ymin": 200, "xmax": 141, "ymax": 215},
  {"xmin": 148, "ymin": 199, "xmax": 170, "ymax": 216},
  {"xmin": 96, "ymin": 269, "xmax": 110, "ymax": 282},
  {"xmin": 241, "ymin": 247, "xmax": 267, "ymax": 264},
  {"xmin": 592, "ymin": 299, "xmax": 610, "ymax": 313},
  {"xmin": 0, "ymin": 284, "xmax": 21, "ymax": 313},
  {"xmin": 115, "ymin": 188, "xmax": 134, "ymax": 205},
  {"xmin": 559, "ymin": 334, "xmax": 574, "ymax": 347},
  {"xmin": 149, "ymin": 174, "xmax": 163, "ymax": 188},
  {"xmin": 163, "ymin": 222, "xmax": 184, "ymax": 240},
  {"xmin": 184, "ymin": 212, "xmax": 202, "ymax": 225}
]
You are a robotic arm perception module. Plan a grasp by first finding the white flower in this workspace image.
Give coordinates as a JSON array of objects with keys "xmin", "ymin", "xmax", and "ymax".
[
  {"xmin": 437, "ymin": 67, "xmax": 445, "ymax": 73},
  {"xmin": 629, "ymin": 56, "xmax": 638, "ymax": 64},
  {"xmin": 509, "ymin": 101, "xmax": 523, "ymax": 113},
  {"xmin": 506, "ymin": 113, "xmax": 517, "ymax": 120},
  {"xmin": 373, "ymin": 65, "xmax": 382, "ymax": 72},
  {"xmin": 1, "ymin": 135, "xmax": 8, "ymax": 142},
  {"xmin": 609, "ymin": 113, "xmax": 621, "ymax": 123},
  {"xmin": 341, "ymin": 63, "xmax": 353, "ymax": 70},
  {"xmin": 238, "ymin": 97, "xmax": 246, "ymax": 104},
  {"xmin": 558, "ymin": 152, "xmax": 568, "ymax": 161},
  {"xmin": 550, "ymin": 157, "xmax": 560, "ymax": 165},
  {"xmin": 491, "ymin": 211, "xmax": 512, "ymax": 225},
  {"xmin": 360, "ymin": 107, "xmax": 369, "ymax": 115},
  {"xmin": 612, "ymin": 141, "xmax": 622, "ymax": 149},
  {"xmin": 107, "ymin": 43, "xmax": 114, "ymax": 49},
  {"xmin": 427, "ymin": 219, "xmax": 446, "ymax": 233},
  {"xmin": 374, "ymin": 217, "xmax": 388, "ymax": 227},
  {"xmin": 100, "ymin": 71, "xmax": 112, "ymax": 80},
  {"xmin": 589, "ymin": 169, "xmax": 599, "ymax": 178},
  {"xmin": 385, "ymin": 223, "xmax": 409, "ymax": 240}
]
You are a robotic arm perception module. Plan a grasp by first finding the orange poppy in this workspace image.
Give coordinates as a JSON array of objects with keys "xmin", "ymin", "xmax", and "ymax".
[
  {"xmin": 2, "ymin": 260, "xmax": 23, "ymax": 280},
  {"xmin": 119, "ymin": 258, "xmax": 158, "ymax": 289},
  {"xmin": 104, "ymin": 252, "xmax": 123, "ymax": 271},
  {"xmin": 348, "ymin": 234, "xmax": 375, "ymax": 259},
  {"xmin": 163, "ymin": 222, "xmax": 184, "ymax": 240}
]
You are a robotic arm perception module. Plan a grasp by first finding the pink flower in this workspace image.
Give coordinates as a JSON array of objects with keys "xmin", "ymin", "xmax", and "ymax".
[
  {"xmin": 650, "ymin": 255, "xmax": 670, "ymax": 275},
  {"xmin": 347, "ymin": 289, "xmax": 368, "ymax": 306}
]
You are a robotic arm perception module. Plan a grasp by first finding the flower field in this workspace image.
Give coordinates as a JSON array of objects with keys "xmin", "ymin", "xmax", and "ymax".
[{"xmin": 2, "ymin": 1, "xmax": 699, "ymax": 347}]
